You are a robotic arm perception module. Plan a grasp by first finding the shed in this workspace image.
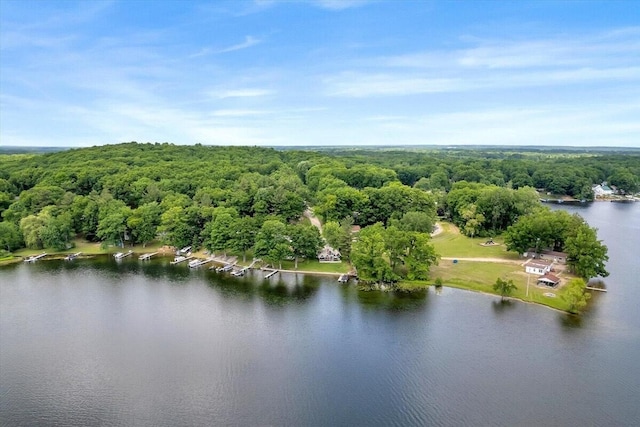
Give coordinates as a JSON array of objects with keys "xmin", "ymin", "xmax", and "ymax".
[{"xmin": 538, "ymin": 273, "xmax": 561, "ymax": 287}]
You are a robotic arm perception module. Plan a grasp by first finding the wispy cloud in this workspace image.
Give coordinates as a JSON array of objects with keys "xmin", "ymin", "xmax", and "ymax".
[
  {"xmin": 190, "ymin": 35, "xmax": 262, "ymax": 58},
  {"xmin": 209, "ymin": 88, "xmax": 274, "ymax": 98},
  {"xmin": 324, "ymin": 27, "xmax": 640, "ymax": 97}
]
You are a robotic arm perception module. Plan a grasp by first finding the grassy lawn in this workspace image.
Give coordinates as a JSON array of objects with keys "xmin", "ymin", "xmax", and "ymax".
[
  {"xmin": 398, "ymin": 222, "xmax": 573, "ymax": 311},
  {"xmin": 400, "ymin": 260, "xmax": 571, "ymax": 311},
  {"xmin": 431, "ymin": 222, "xmax": 520, "ymax": 259}
]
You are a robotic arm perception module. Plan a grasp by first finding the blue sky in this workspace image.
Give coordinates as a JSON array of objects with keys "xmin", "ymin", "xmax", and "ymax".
[{"xmin": 1, "ymin": 0, "xmax": 639, "ymax": 147}]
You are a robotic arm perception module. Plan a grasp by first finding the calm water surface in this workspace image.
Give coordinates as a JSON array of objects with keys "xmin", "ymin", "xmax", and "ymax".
[{"xmin": 1, "ymin": 202, "xmax": 639, "ymax": 426}]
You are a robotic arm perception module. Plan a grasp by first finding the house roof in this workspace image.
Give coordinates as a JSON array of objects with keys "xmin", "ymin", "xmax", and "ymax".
[
  {"xmin": 527, "ymin": 260, "xmax": 552, "ymax": 268},
  {"xmin": 540, "ymin": 250, "xmax": 567, "ymax": 258},
  {"xmin": 538, "ymin": 273, "xmax": 560, "ymax": 284}
]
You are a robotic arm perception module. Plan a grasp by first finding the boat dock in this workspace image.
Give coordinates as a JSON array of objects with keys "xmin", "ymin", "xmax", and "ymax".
[
  {"xmin": 247, "ymin": 258, "xmax": 261, "ymax": 269},
  {"xmin": 170, "ymin": 255, "xmax": 193, "ymax": 265},
  {"xmin": 188, "ymin": 258, "xmax": 213, "ymax": 268},
  {"xmin": 64, "ymin": 252, "xmax": 81, "ymax": 261},
  {"xmin": 139, "ymin": 252, "xmax": 158, "ymax": 261},
  {"xmin": 586, "ymin": 286, "xmax": 608, "ymax": 292},
  {"xmin": 231, "ymin": 268, "xmax": 246, "ymax": 277},
  {"xmin": 114, "ymin": 250, "xmax": 133, "ymax": 260},
  {"xmin": 265, "ymin": 270, "xmax": 279, "ymax": 279},
  {"xmin": 24, "ymin": 253, "xmax": 47, "ymax": 262},
  {"xmin": 214, "ymin": 263, "xmax": 235, "ymax": 272}
]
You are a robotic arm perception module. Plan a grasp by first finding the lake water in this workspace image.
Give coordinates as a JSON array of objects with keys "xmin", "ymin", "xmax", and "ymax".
[{"xmin": 1, "ymin": 202, "xmax": 639, "ymax": 426}]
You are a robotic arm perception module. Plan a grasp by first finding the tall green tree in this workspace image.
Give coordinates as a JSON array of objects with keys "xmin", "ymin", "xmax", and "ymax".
[
  {"xmin": 127, "ymin": 202, "xmax": 161, "ymax": 247},
  {"xmin": 562, "ymin": 278, "xmax": 591, "ymax": 314},
  {"xmin": 565, "ymin": 224, "xmax": 609, "ymax": 280},
  {"xmin": 289, "ymin": 224, "xmax": 324, "ymax": 269},
  {"xmin": 254, "ymin": 220, "xmax": 288, "ymax": 262},
  {"xmin": 229, "ymin": 216, "xmax": 258, "ymax": 262},
  {"xmin": 0, "ymin": 221, "xmax": 23, "ymax": 251},
  {"xmin": 351, "ymin": 223, "xmax": 397, "ymax": 283},
  {"xmin": 97, "ymin": 200, "xmax": 132, "ymax": 248}
]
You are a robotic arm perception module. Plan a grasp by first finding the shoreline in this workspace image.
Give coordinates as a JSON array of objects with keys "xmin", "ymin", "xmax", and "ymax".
[{"xmin": 2, "ymin": 247, "xmax": 576, "ymax": 313}]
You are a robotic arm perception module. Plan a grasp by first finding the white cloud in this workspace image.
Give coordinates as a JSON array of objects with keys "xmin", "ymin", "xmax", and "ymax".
[{"xmin": 210, "ymin": 88, "xmax": 274, "ymax": 98}]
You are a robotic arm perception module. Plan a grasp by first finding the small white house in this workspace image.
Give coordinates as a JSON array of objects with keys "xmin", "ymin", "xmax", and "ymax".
[
  {"xmin": 525, "ymin": 260, "xmax": 552, "ymax": 275},
  {"xmin": 593, "ymin": 182, "xmax": 614, "ymax": 197}
]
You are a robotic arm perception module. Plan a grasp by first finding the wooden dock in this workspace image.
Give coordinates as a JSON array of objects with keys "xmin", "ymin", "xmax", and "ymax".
[
  {"xmin": 586, "ymin": 286, "xmax": 608, "ymax": 292},
  {"xmin": 247, "ymin": 258, "xmax": 261, "ymax": 269},
  {"xmin": 265, "ymin": 270, "xmax": 279, "ymax": 279},
  {"xmin": 231, "ymin": 268, "xmax": 246, "ymax": 277},
  {"xmin": 139, "ymin": 252, "xmax": 158, "ymax": 261},
  {"xmin": 214, "ymin": 263, "xmax": 235, "ymax": 272},
  {"xmin": 64, "ymin": 252, "xmax": 81, "ymax": 261},
  {"xmin": 24, "ymin": 253, "xmax": 47, "ymax": 262},
  {"xmin": 114, "ymin": 250, "xmax": 133, "ymax": 260},
  {"xmin": 170, "ymin": 255, "xmax": 193, "ymax": 265},
  {"xmin": 188, "ymin": 258, "xmax": 213, "ymax": 268}
]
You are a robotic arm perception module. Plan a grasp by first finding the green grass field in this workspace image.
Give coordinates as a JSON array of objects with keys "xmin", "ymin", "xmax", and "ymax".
[
  {"xmin": 398, "ymin": 222, "xmax": 573, "ymax": 311},
  {"xmin": 431, "ymin": 222, "xmax": 519, "ymax": 259}
]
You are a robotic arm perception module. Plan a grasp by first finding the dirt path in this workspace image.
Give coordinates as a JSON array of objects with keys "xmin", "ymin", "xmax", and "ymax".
[
  {"xmin": 304, "ymin": 208, "xmax": 323, "ymax": 233},
  {"xmin": 430, "ymin": 222, "xmax": 443, "ymax": 237}
]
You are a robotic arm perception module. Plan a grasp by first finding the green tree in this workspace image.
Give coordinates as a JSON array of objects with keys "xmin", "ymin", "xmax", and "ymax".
[
  {"xmin": 403, "ymin": 232, "xmax": 438, "ymax": 280},
  {"xmin": 229, "ymin": 216, "xmax": 258, "ymax": 262},
  {"xmin": 97, "ymin": 200, "xmax": 132, "ymax": 248},
  {"xmin": 493, "ymin": 277, "xmax": 517, "ymax": 301},
  {"xmin": 19, "ymin": 213, "xmax": 47, "ymax": 249},
  {"xmin": 254, "ymin": 220, "xmax": 288, "ymax": 262},
  {"xmin": 351, "ymin": 223, "xmax": 397, "ymax": 283},
  {"xmin": 39, "ymin": 211, "xmax": 74, "ymax": 250},
  {"xmin": 289, "ymin": 224, "xmax": 324, "ymax": 269},
  {"xmin": 127, "ymin": 202, "xmax": 161, "ymax": 247},
  {"xmin": 0, "ymin": 221, "xmax": 23, "ymax": 251},
  {"xmin": 206, "ymin": 209, "xmax": 238, "ymax": 255},
  {"xmin": 565, "ymin": 224, "xmax": 609, "ymax": 280},
  {"xmin": 562, "ymin": 278, "xmax": 591, "ymax": 314},
  {"xmin": 268, "ymin": 242, "xmax": 293, "ymax": 270}
]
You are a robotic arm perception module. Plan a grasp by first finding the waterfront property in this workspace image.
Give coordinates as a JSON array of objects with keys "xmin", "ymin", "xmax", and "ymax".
[
  {"xmin": 525, "ymin": 259, "xmax": 553, "ymax": 275},
  {"xmin": 524, "ymin": 249, "xmax": 568, "ymax": 264}
]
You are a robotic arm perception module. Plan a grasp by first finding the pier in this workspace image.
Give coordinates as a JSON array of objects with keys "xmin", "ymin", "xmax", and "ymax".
[
  {"xmin": 114, "ymin": 250, "xmax": 133, "ymax": 260},
  {"xmin": 64, "ymin": 252, "xmax": 81, "ymax": 261},
  {"xmin": 247, "ymin": 258, "xmax": 261, "ymax": 269},
  {"xmin": 139, "ymin": 252, "xmax": 158, "ymax": 261},
  {"xmin": 231, "ymin": 268, "xmax": 246, "ymax": 277},
  {"xmin": 170, "ymin": 255, "xmax": 193, "ymax": 265},
  {"xmin": 265, "ymin": 270, "xmax": 279, "ymax": 279},
  {"xmin": 24, "ymin": 253, "xmax": 47, "ymax": 262},
  {"xmin": 214, "ymin": 263, "xmax": 235, "ymax": 273},
  {"xmin": 188, "ymin": 258, "xmax": 213, "ymax": 268},
  {"xmin": 586, "ymin": 286, "xmax": 608, "ymax": 292}
]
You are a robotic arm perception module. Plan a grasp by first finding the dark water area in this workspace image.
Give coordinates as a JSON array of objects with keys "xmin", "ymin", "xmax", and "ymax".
[{"xmin": 1, "ymin": 202, "xmax": 639, "ymax": 426}]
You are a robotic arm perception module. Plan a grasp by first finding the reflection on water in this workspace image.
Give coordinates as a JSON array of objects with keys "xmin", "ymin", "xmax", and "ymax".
[{"xmin": 1, "ymin": 202, "xmax": 639, "ymax": 426}]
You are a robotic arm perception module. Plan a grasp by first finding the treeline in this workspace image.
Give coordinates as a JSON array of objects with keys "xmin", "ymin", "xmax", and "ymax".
[{"xmin": 0, "ymin": 143, "xmax": 635, "ymax": 281}]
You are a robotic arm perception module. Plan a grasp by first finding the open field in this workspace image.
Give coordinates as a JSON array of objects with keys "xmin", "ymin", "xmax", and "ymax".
[{"xmin": 430, "ymin": 222, "xmax": 520, "ymax": 259}]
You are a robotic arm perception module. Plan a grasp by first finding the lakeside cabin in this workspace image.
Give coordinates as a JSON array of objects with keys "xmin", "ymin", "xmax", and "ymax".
[
  {"xmin": 318, "ymin": 246, "xmax": 341, "ymax": 262},
  {"xmin": 524, "ymin": 249, "xmax": 568, "ymax": 264},
  {"xmin": 525, "ymin": 259, "xmax": 553, "ymax": 275}
]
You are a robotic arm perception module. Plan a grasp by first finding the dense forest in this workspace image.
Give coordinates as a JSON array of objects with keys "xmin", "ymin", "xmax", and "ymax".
[{"xmin": 1, "ymin": 143, "xmax": 637, "ymax": 281}]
